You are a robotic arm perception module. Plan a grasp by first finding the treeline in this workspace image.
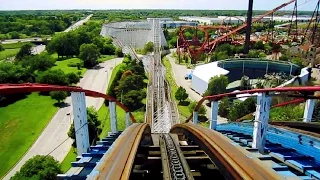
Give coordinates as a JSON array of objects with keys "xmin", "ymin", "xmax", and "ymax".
[
  {"xmin": 0, "ymin": 12, "xmax": 86, "ymax": 39},
  {"xmin": 47, "ymin": 21, "xmax": 121, "ymax": 64},
  {"xmin": 107, "ymin": 55, "xmax": 147, "ymax": 111}
]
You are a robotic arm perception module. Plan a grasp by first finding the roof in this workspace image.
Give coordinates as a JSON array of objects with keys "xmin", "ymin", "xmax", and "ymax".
[{"xmin": 192, "ymin": 62, "xmax": 229, "ymax": 83}]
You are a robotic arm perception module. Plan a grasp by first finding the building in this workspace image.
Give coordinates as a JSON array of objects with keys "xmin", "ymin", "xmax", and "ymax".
[
  {"xmin": 160, "ymin": 21, "xmax": 198, "ymax": 28},
  {"xmin": 191, "ymin": 62, "xmax": 229, "ymax": 95}
]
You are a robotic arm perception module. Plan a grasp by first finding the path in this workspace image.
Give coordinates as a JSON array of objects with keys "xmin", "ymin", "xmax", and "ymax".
[
  {"xmin": 166, "ymin": 51, "xmax": 227, "ymax": 124},
  {"xmin": 4, "ymin": 58, "xmax": 122, "ymax": 179}
]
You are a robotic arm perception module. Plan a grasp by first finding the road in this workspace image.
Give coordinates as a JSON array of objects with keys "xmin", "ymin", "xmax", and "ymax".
[
  {"xmin": 4, "ymin": 58, "xmax": 122, "ymax": 179},
  {"xmin": 64, "ymin": 14, "xmax": 93, "ymax": 32},
  {"xmin": 166, "ymin": 52, "xmax": 227, "ymax": 124}
]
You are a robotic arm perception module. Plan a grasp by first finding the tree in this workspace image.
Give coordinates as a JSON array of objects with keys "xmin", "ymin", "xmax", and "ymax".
[
  {"xmin": 115, "ymin": 47, "xmax": 124, "ymax": 57},
  {"xmin": 66, "ymin": 72, "xmax": 80, "ymax": 84},
  {"xmin": 240, "ymin": 75, "xmax": 250, "ymax": 90},
  {"xmin": 117, "ymin": 75, "xmax": 145, "ymax": 96},
  {"xmin": 189, "ymin": 101, "xmax": 207, "ymax": 115},
  {"xmin": 16, "ymin": 44, "xmax": 33, "ymax": 60},
  {"xmin": 101, "ymin": 44, "xmax": 116, "ymax": 55},
  {"xmin": 218, "ymin": 98, "xmax": 230, "ymax": 118},
  {"xmin": 79, "ymin": 43, "xmax": 100, "ymax": 67},
  {"xmin": 143, "ymin": 41, "xmax": 154, "ymax": 54},
  {"xmin": 68, "ymin": 107, "xmax": 101, "ymax": 147},
  {"xmin": 20, "ymin": 53, "xmax": 56, "ymax": 72},
  {"xmin": 279, "ymin": 55, "xmax": 289, "ymax": 61},
  {"xmin": 175, "ymin": 86, "xmax": 188, "ymax": 103},
  {"xmin": 0, "ymin": 43, "xmax": 3, "ymax": 52},
  {"xmin": 11, "ymin": 155, "xmax": 62, "ymax": 180},
  {"xmin": 253, "ymin": 41, "xmax": 265, "ymax": 50},
  {"xmin": 204, "ymin": 75, "xmax": 229, "ymax": 96},
  {"xmin": 37, "ymin": 69, "xmax": 69, "ymax": 85},
  {"xmin": 122, "ymin": 90, "xmax": 146, "ymax": 110},
  {"xmin": 50, "ymin": 91, "xmax": 68, "ymax": 103}
]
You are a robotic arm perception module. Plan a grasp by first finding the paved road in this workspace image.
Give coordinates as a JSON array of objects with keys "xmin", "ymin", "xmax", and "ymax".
[
  {"xmin": 4, "ymin": 58, "xmax": 122, "ymax": 179},
  {"xmin": 64, "ymin": 14, "xmax": 93, "ymax": 32},
  {"xmin": 166, "ymin": 52, "xmax": 227, "ymax": 124}
]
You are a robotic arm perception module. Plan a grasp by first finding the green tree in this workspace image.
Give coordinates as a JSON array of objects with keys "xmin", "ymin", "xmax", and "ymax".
[
  {"xmin": 16, "ymin": 44, "xmax": 33, "ymax": 60},
  {"xmin": 66, "ymin": 72, "xmax": 80, "ymax": 84},
  {"xmin": 50, "ymin": 91, "xmax": 68, "ymax": 103},
  {"xmin": 218, "ymin": 98, "xmax": 230, "ymax": 118},
  {"xmin": 20, "ymin": 53, "xmax": 56, "ymax": 72},
  {"xmin": 279, "ymin": 55, "xmax": 289, "ymax": 61},
  {"xmin": 117, "ymin": 75, "xmax": 145, "ymax": 96},
  {"xmin": 0, "ymin": 43, "xmax": 3, "ymax": 51},
  {"xmin": 240, "ymin": 75, "xmax": 250, "ymax": 90},
  {"xmin": 253, "ymin": 41, "xmax": 265, "ymax": 50},
  {"xmin": 11, "ymin": 155, "xmax": 62, "ymax": 180},
  {"xmin": 101, "ymin": 44, "xmax": 116, "ymax": 55},
  {"xmin": 143, "ymin": 41, "xmax": 154, "ymax": 53},
  {"xmin": 189, "ymin": 101, "xmax": 207, "ymax": 115},
  {"xmin": 37, "ymin": 69, "xmax": 69, "ymax": 85},
  {"xmin": 122, "ymin": 90, "xmax": 146, "ymax": 111},
  {"xmin": 204, "ymin": 75, "xmax": 229, "ymax": 96},
  {"xmin": 68, "ymin": 107, "xmax": 101, "ymax": 147},
  {"xmin": 175, "ymin": 86, "xmax": 188, "ymax": 103},
  {"xmin": 79, "ymin": 43, "xmax": 100, "ymax": 67},
  {"xmin": 115, "ymin": 47, "xmax": 124, "ymax": 57}
]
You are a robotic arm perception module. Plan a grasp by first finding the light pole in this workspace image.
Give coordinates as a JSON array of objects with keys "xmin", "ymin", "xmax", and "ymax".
[{"xmin": 66, "ymin": 113, "xmax": 71, "ymax": 124}]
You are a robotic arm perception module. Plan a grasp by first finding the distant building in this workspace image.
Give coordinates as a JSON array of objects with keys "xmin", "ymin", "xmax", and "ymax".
[{"xmin": 160, "ymin": 21, "xmax": 198, "ymax": 28}]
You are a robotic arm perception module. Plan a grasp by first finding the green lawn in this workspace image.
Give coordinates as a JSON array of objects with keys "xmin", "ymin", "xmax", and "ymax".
[
  {"xmin": 98, "ymin": 55, "xmax": 116, "ymax": 63},
  {"xmin": 2, "ymin": 42, "xmax": 32, "ymax": 49},
  {"xmin": 52, "ymin": 57, "xmax": 87, "ymax": 76},
  {"xmin": 60, "ymin": 147, "xmax": 77, "ymax": 173},
  {"xmin": 162, "ymin": 57, "xmax": 192, "ymax": 120},
  {"xmin": 0, "ymin": 93, "xmax": 58, "ymax": 178},
  {"xmin": 0, "ymin": 48, "xmax": 20, "ymax": 61}
]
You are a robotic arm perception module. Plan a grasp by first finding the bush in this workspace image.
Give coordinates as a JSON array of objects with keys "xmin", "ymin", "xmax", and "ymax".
[
  {"xmin": 247, "ymin": 50, "xmax": 259, "ymax": 58},
  {"xmin": 115, "ymin": 47, "xmax": 124, "ymax": 57},
  {"xmin": 204, "ymin": 75, "xmax": 229, "ymax": 96},
  {"xmin": 37, "ymin": 69, "xmax": 69, "ymax": 85},
  {"xmin": 122, "ymin": 90, "xmax": 146, "ymax": 111},
  {"xmin": 0, "ymin": 44, "xmax": 3, "ymax": 51},
  {"xmin": 16, "ymin": 43, "xmax": 33, "ymax": 60},
  {"xmin": 66, "ymin": 72, "xmax": 80, "ymax": 84},
  {"xmin": 189, "ymin": 101, "xmax": 207, "ymax": 115},
  {"xmin": 20, "ymin": 53, "xmax": 56, "ymax": 72},
  {"xmin": 11, "ymin": 155, "xmax": 62, "ymax": 180},
  {"xmin": 50, "ymin": 91, "xmax": 68, "ymax": 103},
  {"xmin": 218, "ymin": 98, "xmax": 230, "ymax": 118}
]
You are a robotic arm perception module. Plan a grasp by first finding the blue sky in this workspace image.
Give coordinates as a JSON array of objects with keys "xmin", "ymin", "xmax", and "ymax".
[{"xmin": 0, "ymin": 0, "xmax": 317, "ymax": 11}]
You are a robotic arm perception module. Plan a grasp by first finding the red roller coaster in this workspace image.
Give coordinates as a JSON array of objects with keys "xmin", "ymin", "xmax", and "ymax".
[{"xmin": 177, "ymin": 0, "xmax": 297, "ymax": 64}]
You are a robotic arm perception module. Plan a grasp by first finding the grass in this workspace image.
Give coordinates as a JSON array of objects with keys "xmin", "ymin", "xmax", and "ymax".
[
  {"xmin": 98, "ymin": 55, "xmax": 116, "ymax": 63},
  {"xmin": 2, "ymin": 42, "xmax": 32, "ymax": 49},
  {"xmin": 162, "ymin": 57, "xmax": 192, "ymax": 120},
  {"xmin": 60, "ymin": 147, "xmax": 77, "ymax": 173},
  {"xmin": 0, "ymin": 48, "xmax": 20, "ymax": 61},
  {"xmin": 52, "ymin": 57, "xmax": 87, "ymax": 76},
  {"xmin": 0, "ymin": 93, "xmax": 58, "ymax": 178}
]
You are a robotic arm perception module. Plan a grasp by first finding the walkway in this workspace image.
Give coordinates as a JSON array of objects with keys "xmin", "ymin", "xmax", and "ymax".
[
  {"xmin": 4, "ymin": 58, "xmax": 122, "ymax": 179},
  {"xmin": 166, "ymin": 52, "xmax": 227, "ymax": 124}
]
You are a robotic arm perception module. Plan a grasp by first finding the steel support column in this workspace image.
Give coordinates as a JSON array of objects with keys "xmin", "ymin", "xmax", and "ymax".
[
  {"xmin": 193, "ymin": 111, "xmax": 198, "ymax": 124},
  {"xmin": 303, "ymin": 99, "xmax": 316, "ymax": 122},
  {"xmin": 109, "ymin": 101, "xmax": 118, "ymax": 133},
  {"xmin": 252, "ymin": 93, "xmax": 271, "ymax": 153},
  {"xmin": 210, "ymin": 101, "xmax": 219, "ymax": 130},
  {"xmin": 244, "ymin": 0, "xmax": 254, "ymax": 54},
  {"xmin": 71, "ymin": 92, "xmax": 90, "ymax": 156},
  {"xmin": 125, "ymin": 112, "xmax": 131, "ymax": 128}
]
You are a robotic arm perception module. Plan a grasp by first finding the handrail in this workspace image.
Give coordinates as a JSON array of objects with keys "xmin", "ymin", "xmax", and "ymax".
[
  {"xmin": 171, "ymin": 123, "xmax": 282, "ymax": 179},
  {"xmin": 0, "ymin": 83, "xmax": 136, "ymax": 122},
  {"xmin": 187, "ymin": 86, "xmax": 320, "ymax": 122}
]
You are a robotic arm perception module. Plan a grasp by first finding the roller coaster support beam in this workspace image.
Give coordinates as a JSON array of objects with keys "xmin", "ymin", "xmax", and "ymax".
[
  {"xmin": 71, "ymin": 92, "xmax": 90, "ymax": 156},
  {"xmin": 109, "ymin": 101, "xmax": 118, "ymax": 133},
  {"xmin": 210, "ymin": 101, "xmax": 219, "ymax": 130},
  {"xmin": 193, "ymin": 111, "xmax": 198, "ymax": 124},
  {"xmin": 253, "ymin": 93, "xmax": 271, "ymax": 153},
  {"xmin": 244, "ymin": 0, "xmax": 254, "ymax": 54},
  {"xmin": 303, "ymin": 99, "xmax": 316, "ymax": 122},
  {"xmin": 126, "ymin": 112, "xmax": 131, "ymax": 128}
]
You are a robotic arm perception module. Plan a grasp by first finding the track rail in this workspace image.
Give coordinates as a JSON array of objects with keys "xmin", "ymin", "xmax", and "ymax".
[
  {"xmin": 171, "ymin": 123, "xmax": 282, "ymax": 180},
  {"xmin": 89, "ymin": 123, "xmax": 151, "ymax": 179}
]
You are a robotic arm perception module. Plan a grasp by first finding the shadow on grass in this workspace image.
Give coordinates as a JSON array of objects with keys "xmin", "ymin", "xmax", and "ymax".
[
  {"xmin": 0, "ymin": 93, "xmax": 29, "ymax": 107},
  {"xmin": 54, "ymin": 102, "xmax": 70, "ymax": 108},
  {"xmin": 198, "ymin": 115, "xmax": 208, "ymax": 123},
  {"xmin": 178, "ymin": 101, "xmax": 190, "ymax": 106}
]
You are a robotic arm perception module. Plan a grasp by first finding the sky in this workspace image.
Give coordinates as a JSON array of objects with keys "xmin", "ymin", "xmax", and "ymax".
[{"xmin": 0, "ymin": 0, "xmax": 317, "ymax": 11}]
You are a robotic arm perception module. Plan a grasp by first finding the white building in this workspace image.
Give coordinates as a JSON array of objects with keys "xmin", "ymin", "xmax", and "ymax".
[{"xmin": 191, "ymin": 62, "xmax": 229, "ymax": 95}]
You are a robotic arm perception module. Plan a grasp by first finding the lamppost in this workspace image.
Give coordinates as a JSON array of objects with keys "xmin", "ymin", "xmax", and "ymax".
[{"xmin": 66, "ymin": 113, "xmax": 71, "ymax": 124}]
